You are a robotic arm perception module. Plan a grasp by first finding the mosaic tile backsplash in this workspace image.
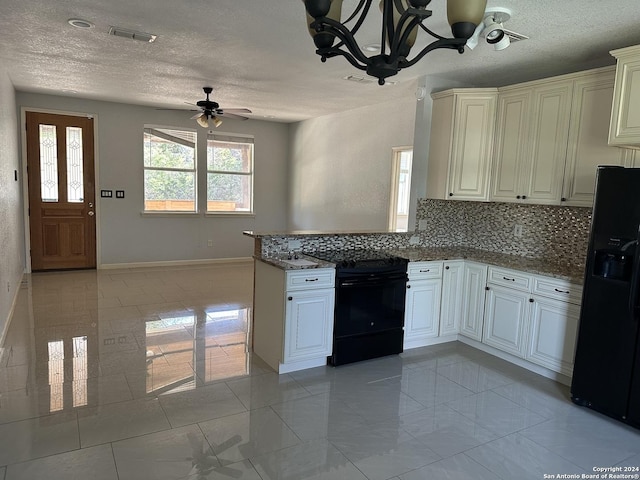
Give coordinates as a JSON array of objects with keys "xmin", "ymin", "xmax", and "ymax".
[{"xmin": 257, "ymin": 199, "xmax": 592, "ymax": 269}]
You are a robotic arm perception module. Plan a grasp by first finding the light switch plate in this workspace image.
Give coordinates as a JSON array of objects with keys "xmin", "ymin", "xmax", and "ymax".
[
  {"xmin": 287, "ymin": 239, "xmax": 302, "ymax": 250},
  {"xmin": 101, "ymin": 190, "xmax": 113, "ymax": 198},
  {"xmin": 115, "ymin": 190, "xmax": 125, "ymax": 198},
  {"xmin": 418, "ymin": 219, "xmax": 428, "ymax": 230},
  {"xmin": 409, "ymin": 235, "xmax": 421, "ymax": 245}
]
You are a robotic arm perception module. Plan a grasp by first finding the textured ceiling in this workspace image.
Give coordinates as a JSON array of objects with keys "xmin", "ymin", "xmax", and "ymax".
[{"xmin": 1, "ymin": 0, "xmax": 640, "ymax": 123}]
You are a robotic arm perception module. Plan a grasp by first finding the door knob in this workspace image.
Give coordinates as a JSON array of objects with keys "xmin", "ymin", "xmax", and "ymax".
[
  {"xmin": 88, "ymin": 211, "xmax": 94, "ymax": 216},
  {"xmin": 88, "ymin": 202, "xmax": 93, "ymax": 207}
]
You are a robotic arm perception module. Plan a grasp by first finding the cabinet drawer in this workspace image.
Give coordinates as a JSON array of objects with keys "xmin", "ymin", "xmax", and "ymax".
[
  {"xmin": 487, "ymin": 266, "xmax": 531, "ymax": 291},
  {"xmin": 286, "ymin": 268, "xmax": 335, "ymax": 291},
  {"xmin": 408, "ymin": 261, "xmax": 443, "ymax": 280},
  {"xmin": 532, "ymin": 276, "xmax": 583, "ymax": 305}
]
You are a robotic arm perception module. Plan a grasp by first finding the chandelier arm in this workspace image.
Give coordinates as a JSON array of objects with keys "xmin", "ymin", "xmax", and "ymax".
[
  {"xmin": 418, "ymin": 23, "xmax": 446, "ymax": 41},
  {"xmin": 312, "ymin": 17, "xmax": 371, "ymax": 65},
  {"xmin": 388, "ymin": 14, "xmax": 423, "ymax": 62},
  {"xmin": 401, "ymin": 37, "xmax": 466, "ymax": 68},
  {"xmin": 382, "ymin": 0, "xmax": 395, "ymax": 55},
  {"xmin": 319, "ymin": 49, "xmax": 369, "ymax": 71}
]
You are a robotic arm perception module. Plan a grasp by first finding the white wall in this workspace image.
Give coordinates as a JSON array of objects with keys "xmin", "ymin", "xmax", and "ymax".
[
  {"xmin": 16, "ymin": 93, "xmax": 289, "ymax": 266},
  {"xmin": 288, "ymin": 91, "xmax": 417, "ymax": 231},
  {"xmin": 0, "ymin": 68, "xmax": 24, "ymax": 341}
]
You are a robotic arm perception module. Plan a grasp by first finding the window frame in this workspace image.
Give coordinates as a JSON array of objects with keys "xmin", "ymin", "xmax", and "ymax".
[
  {"xmin": 388, "ymin": 146, "xmax": 413, "ymax": 232},
  {"xmin": 206, "ymin": 132, "xmax": 255, "ymax": 215},
  {"xmin": 142, "ymin": 125, "xmax": 198, "ymax": 214}
]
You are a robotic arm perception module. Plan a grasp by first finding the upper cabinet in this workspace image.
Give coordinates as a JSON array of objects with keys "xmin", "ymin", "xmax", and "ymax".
[
  {"xmin": 427, "ymin": 89, "xmax": 497, "ymax": 201},
  {"xmin": 428, "ymin": 66, "xmax": 632, "ymax": 207},
  {"xmin": 609, "ymin": 44, "xmax": 640, "ymax": 148}
]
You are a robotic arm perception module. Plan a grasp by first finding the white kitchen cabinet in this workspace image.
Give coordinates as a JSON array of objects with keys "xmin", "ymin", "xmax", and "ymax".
[
  {"xmin": 427, "ymin": 89, "xmax": 497, "ymax": 201},
  {"xmin": 253, "ymin": 260, "xmax": 335, "ymax": 374},
  {"xmin": 404, "ymin": 261, "xmax": 443, "ymax": 349},
  {"xmin": 609, "ymin": 44, "xmax": 640, "ymax": 147},
  {"xmin": 562, "ymin": 69, "xmax": 627, "ymax": 206},
  {"xmin": 440, "ymin": 261, "xmax": 464, "ymax": 336},
  {"xmin": 283, "ymin": 288, "xmax": 335, "ymax": 364},
  {"xmin": 459, "ymin": 262, "xmax": 488, "ymax": 341},
  {"xmin": 527, "ymin": 295, "xmax": 581, "ymax": 376},
  {"xmin": 526, "ymin": 275, "xmax": 583, "ymax": 376},
  {"xmin": 482, "ymin": 284, "xmax": 530, "ymax": 358},
  {"xmin": 492, "ymin": 68, "xmax": 626, "ymax": 207}
]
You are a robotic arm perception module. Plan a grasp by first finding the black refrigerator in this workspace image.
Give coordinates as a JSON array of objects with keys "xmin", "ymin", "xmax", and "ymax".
[{"xmin": 571, "ymin": 166, "xmax": 640, "ymax": 428}]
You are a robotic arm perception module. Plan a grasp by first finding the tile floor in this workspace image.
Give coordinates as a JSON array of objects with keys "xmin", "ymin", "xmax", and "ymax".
[{"xmin": 0, "ymin": 261, "xmax": 639, "ymax": 480}]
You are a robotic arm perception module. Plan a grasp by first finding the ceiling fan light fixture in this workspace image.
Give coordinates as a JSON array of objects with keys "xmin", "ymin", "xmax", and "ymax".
[
  {"xmin": 195, "ymin": 114, "xmax": 209, "ymax": 128},
  {"xmin": 212, "ymin": 116, "xmax": 223, "ymax": 128},
  {"xmin": 303, "ymin": 0, "xmax": 487, "ymax": 85}
]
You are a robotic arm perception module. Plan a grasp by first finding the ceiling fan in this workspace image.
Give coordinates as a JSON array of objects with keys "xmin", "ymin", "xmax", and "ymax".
[{"xmin": 171, "ymin": 87, "xmax": 252, "ymax": 128}]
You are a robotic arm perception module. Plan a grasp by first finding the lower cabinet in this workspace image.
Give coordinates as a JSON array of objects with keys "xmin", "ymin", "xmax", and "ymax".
[
  {"xmin": 283, "ymin": 288, "xmax": 335, "ymax": 364},
  {"xmin": 459, "ymin": 262, "xmax": 488, "ymax": 341},
  {"xmin": 440, "ymin": 261, "xmax": 464, "ymax": 336},
  {"xmin": 404, "ymin": 261, "xmax": 443, "ymax": 349},
  {"xmin": 483, "ymin": 284, "xmax": 529, "ymax": 358},
  {"xmin": 527, "ymin": 293, "xmax": 581, "ymax": 376},
  {"xmin": 253, "ymin": 260, "xmax": 335, "ymax": 374}
]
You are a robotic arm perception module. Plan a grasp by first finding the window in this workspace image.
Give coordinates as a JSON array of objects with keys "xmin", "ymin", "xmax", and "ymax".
[
  {"xmin": 143, "ymin": 127, "xmax": 197, "ymax": 212},
  {"xmin": 207, "ymin": 133, "xmax": 254, "ymax": 213},
  {"xmin": 389, "ymin": 147, "xmax": 413, "ymax": 232}
]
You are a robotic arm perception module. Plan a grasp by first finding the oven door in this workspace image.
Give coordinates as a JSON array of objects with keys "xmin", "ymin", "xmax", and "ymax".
[{"xmin": 334, "ymin": 271, "xmax": 407, "ymax": 338}]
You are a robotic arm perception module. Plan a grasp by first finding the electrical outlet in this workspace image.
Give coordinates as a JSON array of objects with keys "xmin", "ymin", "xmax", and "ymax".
[
  {"xmin": 514, "ymin": 224, "xmax": 523, "ymax": 237},
  {"xmin": 207, "ymin": 240, "xmax": 213, "ymax": 247},
  {"xmin": 287, "ymin": 239, "xmax": 302, "ymax": 250},
  {"xmin": 418, "ymin": 219, "xmax": 428, "ymax": 230},
  {"xmin": 409, "ymin": 235, "xmax": 421, "ymax": 245}
]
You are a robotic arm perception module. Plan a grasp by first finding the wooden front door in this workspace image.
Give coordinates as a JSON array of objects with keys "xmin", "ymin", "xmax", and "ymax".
[{"xmin": 26, "ymin": 112, "xmax": 96, "ymax": 271}]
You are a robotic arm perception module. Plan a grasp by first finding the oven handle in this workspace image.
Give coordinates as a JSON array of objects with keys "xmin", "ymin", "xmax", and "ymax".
[{"xmin": 339, "ymin": 275, "xmax": 407, "ymax": 287}]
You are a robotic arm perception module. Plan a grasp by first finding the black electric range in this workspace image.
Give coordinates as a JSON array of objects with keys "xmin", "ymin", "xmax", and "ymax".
[{"xmin": 308, "ymin": 250, "xmax": 409, "ymax": 366}]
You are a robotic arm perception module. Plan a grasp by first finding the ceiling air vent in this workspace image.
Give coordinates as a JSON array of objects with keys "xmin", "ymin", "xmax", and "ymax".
[
  {"xmin": 108, "ymin": 26, "xmax": 157, "ymax": 43},
  {"xmin": 504, "ymin": 29, "xmax": 529, "ymax": 43},
  {"xmin": 343, "ymin": 74, "xmax": 376, "ymax": 84}
]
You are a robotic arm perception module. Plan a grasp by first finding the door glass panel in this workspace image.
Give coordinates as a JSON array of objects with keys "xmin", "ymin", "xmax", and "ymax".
[
  {"xmin": 47, "ymin": 339, "xmax": 64, "ymax": 412},
  {"xmin": 72, "ymin": 336, "xmax": 88, "ymax": 407},
  {"xmin": 66, "ymin": 127, "xmax": 84, "ymax": 202},
  {"xmin": 39, "ymin": 124, "xmax": 58, "ymax": 202}
]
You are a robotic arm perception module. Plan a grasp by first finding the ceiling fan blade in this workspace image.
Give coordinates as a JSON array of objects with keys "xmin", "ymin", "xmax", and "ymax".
[
  {"xmin": 220, "ymin": 108, "xmax": 252, "ymax": 114},
  {"xmin": 190, "ymin": 112, "xmax": 204, "ymax": 119},
  {"xmin": 217, "ymin": 112, "xmax": 249, "ymax": 121},
  {"xmin": 156, "ymin": 108, "xmax": 199, "ymax": 112}
]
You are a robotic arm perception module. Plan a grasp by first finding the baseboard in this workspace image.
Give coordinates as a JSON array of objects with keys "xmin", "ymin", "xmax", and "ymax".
[
  {"xmin": 457, "ymin": 335, "xmax": 572, "ymax": 386},
  {"xmin": 0, "ymin": 272, "xmax": 25, "ymax": 358},
  {"xmin": 99, "ymin": 257, "xmax": 253, "ymax": 270}
]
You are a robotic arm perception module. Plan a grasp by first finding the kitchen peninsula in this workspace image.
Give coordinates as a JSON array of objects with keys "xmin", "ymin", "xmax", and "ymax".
[{"xmin": 245, "ymin": 220, "xmax": 586, "ymax": 384}]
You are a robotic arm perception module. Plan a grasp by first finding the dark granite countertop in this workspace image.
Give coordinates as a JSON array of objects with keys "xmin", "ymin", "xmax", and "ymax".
[{"xmin": 386, "ymin": 247, "xmax": 585, "ymax": 284}]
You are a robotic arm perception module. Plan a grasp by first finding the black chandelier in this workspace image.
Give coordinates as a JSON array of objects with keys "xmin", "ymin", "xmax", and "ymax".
[{"xmin": 303, "ymin": 0, "xmax": 488, "ymax": 85}]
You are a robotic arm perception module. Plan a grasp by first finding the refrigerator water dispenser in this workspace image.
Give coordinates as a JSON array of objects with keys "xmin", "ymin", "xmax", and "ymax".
[{"xmin": 593, "ymin": 250, "xmax": 633, "ymax": 281}]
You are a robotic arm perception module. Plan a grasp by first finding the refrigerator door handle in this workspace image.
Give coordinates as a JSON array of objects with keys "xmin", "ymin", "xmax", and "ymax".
[{"xmin": 628, "ymin": 233, "xmax": 640, "ymax": 322}]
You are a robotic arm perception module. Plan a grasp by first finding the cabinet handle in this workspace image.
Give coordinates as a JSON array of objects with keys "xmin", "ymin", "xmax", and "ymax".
[
  {"xmin": 503, "ymin": 276, "xmax": 516, "ymax": 282},
  {"xmin": 305, "ymin": 278, "xmax": 319, "ymax": 282},
  {"xmin": 485, "ymin": 286, "xmax": 490, "ymax": 291},
  {"xmin": 419, "ymin": 269, "xmax": 430, "ymax": 273},
  {"xmin": 445, "ymin": 266, "xmax": 450, "ymax": 270},
  {"xmin": 561, "ymin": 197, "xmax": 567, "ymax": 202},
  {"xmin": 407, "ymin": 285, "xmax": 411, "ymax": 289},
  {"xmin": 529, "ymin": 298, "xmax": 534, "ymax": 303},
  {"xmin": 449, "ymin": 193, "xmax": 454, "ymax": 197},
  {"xmin": 554, "ymin": 288, "xmax": 570, "ymax": 294},
  {"xmin": 288, "ymin": 296, "xmax": 293, "ymax": 301},
  {"xmin": 522, "ymin": 195, "xmax": 527, "ymax": 200},
  {"xmin": 516, "ymin": 195, "xmax": 521, "ymax": 199}
]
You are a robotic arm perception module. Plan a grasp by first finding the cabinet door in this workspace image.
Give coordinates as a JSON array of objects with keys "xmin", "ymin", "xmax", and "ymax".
[
  {"xmin": 525, "ymin": 81, "xmax": 573, "ymax": 204},
  {"xmin": 609, "ymin": 46, "xmax": 640, "ymax": 147},
  {"xmin": 563, "ymin": 70, "xmax": 626, "ymax": 207},
  {"xmin": 491, "ymin": 89, "xmax": 531, "ymax": 202},
  {"xmin": 440, "ymin": 261, "xmax": 463, "ymax": 336},
  {"xmin": 284, "ymin": 288, "xmax": 334, "ymax": 363},
  {"xmin": 527, "ymin": 295, "xmax": 580, "ymax": 376},
  {"xmin": 483, "ymin": 284, "xmax": 529, "ymax": 358},
  {"xmin": 460, "ymin": 262, "xmax": 488, "ymax": 341},
  {"xmin": 448, "ymin": 94, "xmax": 496, "ymax": 201},
  {"xmin": 404, "ymin": 278, "xmax": 442, "ymax": 342}
]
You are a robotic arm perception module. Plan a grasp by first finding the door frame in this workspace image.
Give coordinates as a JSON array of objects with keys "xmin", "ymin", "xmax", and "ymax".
[{"xmin": 21, "ymin": 107, "xmax": 101, "ymax": 273}]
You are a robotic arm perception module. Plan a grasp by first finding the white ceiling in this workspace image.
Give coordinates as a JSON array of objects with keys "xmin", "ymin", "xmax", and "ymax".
[{"xmin": 2, "ymin": 0, "xmax": 640, "ymax": 123}]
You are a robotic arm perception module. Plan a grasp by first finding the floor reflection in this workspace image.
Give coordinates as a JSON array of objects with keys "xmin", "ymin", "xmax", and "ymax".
[{"xmin": 2, "ymin": 263, "xmax": 254, "ymax": 416}]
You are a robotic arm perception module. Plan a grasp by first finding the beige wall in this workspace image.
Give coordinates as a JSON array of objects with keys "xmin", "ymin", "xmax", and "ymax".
[
  {"xmin": 0, "ymin": 68, "xmax": 23, "ymax": 341},
  {"xmin": 288, "ymin": 92, "xmax": 417, "ymax": 231},
  {"xmin": 16, "ymin": 93, "xmax": 290, "ymax": 266}
]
